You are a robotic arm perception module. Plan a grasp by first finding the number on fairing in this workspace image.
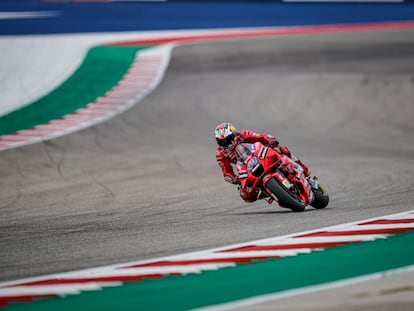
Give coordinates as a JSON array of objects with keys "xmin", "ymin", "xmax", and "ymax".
[{"xmin": 247, "ymin": 157, "xmax": 258, "ymax": 170}]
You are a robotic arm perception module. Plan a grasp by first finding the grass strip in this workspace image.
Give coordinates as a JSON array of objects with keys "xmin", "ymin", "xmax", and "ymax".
[{"xmin": 0, "ymin": 46, "xmax": 148, "ymax": 136}]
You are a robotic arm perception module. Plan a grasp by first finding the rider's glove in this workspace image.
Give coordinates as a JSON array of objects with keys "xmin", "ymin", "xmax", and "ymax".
[{"xmin": 267, "ymin": 135, "xmax": 279, "ymax": 148}]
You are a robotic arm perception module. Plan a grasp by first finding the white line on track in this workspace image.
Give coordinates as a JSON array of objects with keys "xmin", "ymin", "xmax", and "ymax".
[
  {"xmin": 0, "ymin": 11, "xmax": 59, "ymax": 20},
  {"xmin": 0, "ymin": 283, "xmax": 119, "ymax": 297}
]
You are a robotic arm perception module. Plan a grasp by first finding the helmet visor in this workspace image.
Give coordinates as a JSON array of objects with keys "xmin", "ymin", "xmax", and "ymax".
[{"xmin": 216, "ymin": 133, "xmax": 235, "ymax": 148}]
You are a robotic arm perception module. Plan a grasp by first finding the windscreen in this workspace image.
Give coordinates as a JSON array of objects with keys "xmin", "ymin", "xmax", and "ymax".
[{"xmin": 235, "ymin": 143, "xmax": 252, "ymax": 161}]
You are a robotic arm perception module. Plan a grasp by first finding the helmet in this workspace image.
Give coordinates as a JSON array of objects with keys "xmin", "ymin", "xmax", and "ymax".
[{"xmin": 215, "ymin": 122, "xmax": 238, "ymax": 150}]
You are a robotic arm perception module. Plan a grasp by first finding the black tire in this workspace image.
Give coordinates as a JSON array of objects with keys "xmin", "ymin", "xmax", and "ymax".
[
  {"xmin": 266, "ymin": 177, "xmax": 306, "ymax": 212},
  {"xmin": 311, "ymin": 185, "xmax": 329, "ymax": 209}
]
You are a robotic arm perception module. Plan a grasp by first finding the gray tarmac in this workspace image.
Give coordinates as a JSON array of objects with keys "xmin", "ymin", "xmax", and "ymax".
[
  {"xmin": 1, "ymin": 28, "xmax": 414, "ymax": 309},
  {"xmin": 233, "ymin": 269, "xmax": 414, "ymax": 311}
]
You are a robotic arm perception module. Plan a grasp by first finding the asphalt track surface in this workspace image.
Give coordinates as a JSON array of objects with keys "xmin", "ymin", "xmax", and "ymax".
[{"xmin": 1, "ymin": 28, "xmax": 414, "ymax": 308}]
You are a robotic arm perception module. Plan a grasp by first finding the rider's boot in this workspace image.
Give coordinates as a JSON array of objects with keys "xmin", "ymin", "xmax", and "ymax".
[{"xmin": 307, "ymin": 175, "xmax": 319, "ymax": 189}]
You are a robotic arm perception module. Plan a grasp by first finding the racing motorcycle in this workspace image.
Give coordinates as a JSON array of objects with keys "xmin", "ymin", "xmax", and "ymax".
[{"xmin": 235, "ymin": 142, "xmax": 329, "ymax": 212}]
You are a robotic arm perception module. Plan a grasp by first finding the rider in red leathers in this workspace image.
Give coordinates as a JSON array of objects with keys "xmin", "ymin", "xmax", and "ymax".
[{"xmin": 215, "ymin": 122, "xmax": 310, "ymax": 203}]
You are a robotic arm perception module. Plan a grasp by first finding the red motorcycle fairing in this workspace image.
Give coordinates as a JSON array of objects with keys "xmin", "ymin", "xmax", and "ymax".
[{"xmin": 236, "ymin": 142, "xmax": 313, "ymax": 207}]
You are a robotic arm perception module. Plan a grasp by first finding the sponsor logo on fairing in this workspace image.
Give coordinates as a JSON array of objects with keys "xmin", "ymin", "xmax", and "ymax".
[{"xmin": 260, "ymin": 147, "xmax": 268, "ymax": 159}]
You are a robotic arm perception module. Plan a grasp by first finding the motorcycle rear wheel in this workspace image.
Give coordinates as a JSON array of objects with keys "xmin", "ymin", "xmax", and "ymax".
[
  {"xmin": 266, "ymin": 178, "xmax": 305, "ymax": 212},
  {"xmin": 311, "ymin": 185, "xmax": 329, "ymax": 209}
]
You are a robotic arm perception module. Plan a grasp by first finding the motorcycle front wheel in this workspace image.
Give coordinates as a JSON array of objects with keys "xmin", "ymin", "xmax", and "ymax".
[{"xmin": 266, "ymin": 177, "xmax": 305, "ymax": 212}]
